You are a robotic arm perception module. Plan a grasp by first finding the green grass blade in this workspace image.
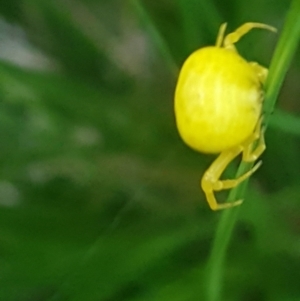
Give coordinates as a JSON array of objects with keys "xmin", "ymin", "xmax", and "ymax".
[
  {"xmin": 264, "ymin": 0, "xmax": 300, "ymax": 125},
  {"xmin": 131, "ymin": 0, "xmax": 178, "ymax": 76}
]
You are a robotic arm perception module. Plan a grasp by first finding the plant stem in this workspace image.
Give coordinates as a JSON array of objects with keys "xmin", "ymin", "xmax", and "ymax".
[
  {"xmin": 205, "ymin": 1, "xmax": 300, "ymax": 300},
  {"xmin": 264, "ymin": 0, "xmax": 300, "ymax": 126}
]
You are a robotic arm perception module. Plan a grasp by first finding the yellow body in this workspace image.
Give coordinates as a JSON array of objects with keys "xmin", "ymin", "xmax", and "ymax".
[
  {"xmin": 174, "ymin": 22, "xmax": 276, "ymax": 210},
  {"xmin": 175, "ymin": 47, "xmax": 262, "ymax": 153}
]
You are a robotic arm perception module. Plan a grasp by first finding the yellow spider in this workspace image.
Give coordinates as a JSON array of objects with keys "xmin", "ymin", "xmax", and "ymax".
[{"xmin": 174, "ymin": 22, "xmax": 276, "ymax": 210}]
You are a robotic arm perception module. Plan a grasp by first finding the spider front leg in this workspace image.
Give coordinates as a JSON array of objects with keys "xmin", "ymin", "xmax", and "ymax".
[
  {"xmin": 201, "ymin": 118, "xmax": 265, "ymax": 211},
  {"xmin": 249, "ymin": 62, "xmax": 268, "ymax": 85},
  {"xmin": 223, "ymin": 22, "xmax": 277, "ymax": 50},
  {"xmin": 215, "ymin": 23, "xmax": 227, "ymax": 47}
]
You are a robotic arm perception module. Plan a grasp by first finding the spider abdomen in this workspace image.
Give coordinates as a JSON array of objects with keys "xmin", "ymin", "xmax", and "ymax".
[{"xmin": 175, "ymin": 46, "xmax": 262, "ymax": 153}]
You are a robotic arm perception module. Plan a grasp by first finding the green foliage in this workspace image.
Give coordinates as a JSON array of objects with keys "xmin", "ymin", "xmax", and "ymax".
[{"xmin": 0, "ymin": 1, "xmax": 299, "ymax": 301}]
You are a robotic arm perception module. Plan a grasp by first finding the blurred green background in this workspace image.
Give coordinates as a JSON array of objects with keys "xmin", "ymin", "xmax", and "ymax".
[{"xmin": 0, "ymin": 0, "xmax": 299, "ymax": 300}]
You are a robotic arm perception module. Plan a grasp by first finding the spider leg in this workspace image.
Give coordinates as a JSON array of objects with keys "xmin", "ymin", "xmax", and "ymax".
[
  {"xmin": 201, "ymin": 146, "xmax": 260, "ymax": 211},
  {"xmin": 223, "ymin": 22, "xmax": 276, "ymax": 49},
  {"xmin": 249, "ymin": 62, "xmax": 268, "ymax": 84},
  {"xmin": 242, "ymin": 116, "xmax": 266, "ymax": 162},
  {"xmin": 215, "ymin": 23, "xmax": 227, "ymax": 47}
]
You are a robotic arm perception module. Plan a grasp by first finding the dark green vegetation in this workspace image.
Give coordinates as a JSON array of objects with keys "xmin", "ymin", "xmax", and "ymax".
[{"xmin": 0, "ymin": 1, "xmax": 299, "ymax": 300}]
